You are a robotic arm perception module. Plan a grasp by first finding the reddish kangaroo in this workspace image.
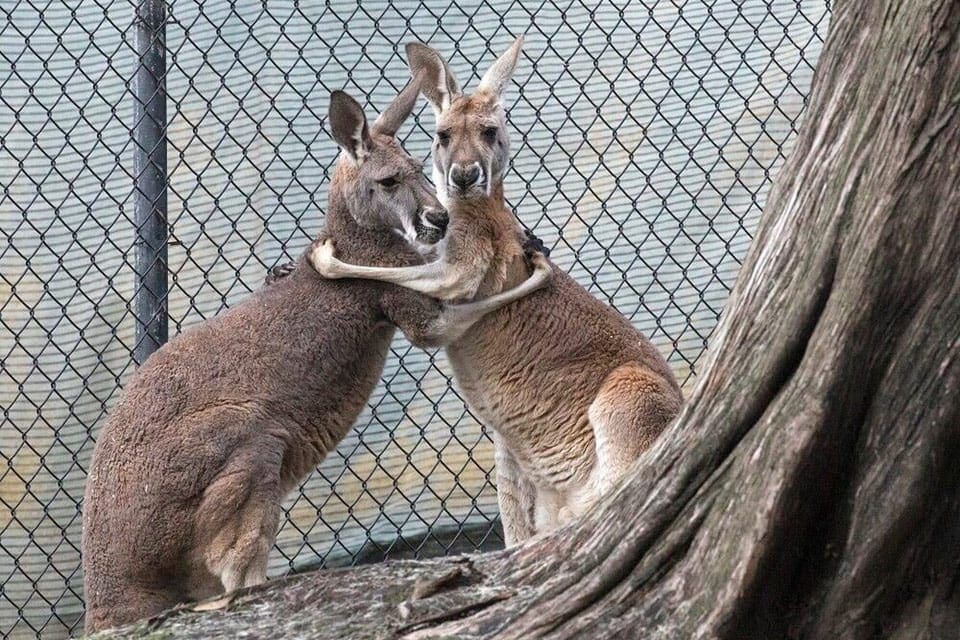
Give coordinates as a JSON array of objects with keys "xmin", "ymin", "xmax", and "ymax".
[{"xmin": 310, "ymin": 39, "xmax": 683, "ymax": 545}]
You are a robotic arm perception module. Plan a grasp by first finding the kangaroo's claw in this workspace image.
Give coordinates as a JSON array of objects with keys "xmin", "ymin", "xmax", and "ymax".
[
  {"xmin": 522, "ymin": 229, "xmax": 550, "ymax": 259},
  {"xmin": 263, "ymin": 261, "xmax": 296, "ymax": 287}
]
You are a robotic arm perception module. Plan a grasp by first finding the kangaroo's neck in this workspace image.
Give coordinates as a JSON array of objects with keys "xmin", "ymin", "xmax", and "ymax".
[
  {"xmin": 449, "ymin": 181, "xmax": 529, "ymax": 297},
  {"xmin": 320, "ymin": 195, "xmax": 423, "ymax": 269}
]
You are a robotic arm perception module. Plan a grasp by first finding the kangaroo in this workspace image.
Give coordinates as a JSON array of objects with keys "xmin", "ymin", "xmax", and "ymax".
[
  {"xmin": 309, "ymin": 39, "xmax": 683, "ymax": 546},
  {"xmin": 81, "ymin": 81, "xmax": 551, "ymax": 633}
]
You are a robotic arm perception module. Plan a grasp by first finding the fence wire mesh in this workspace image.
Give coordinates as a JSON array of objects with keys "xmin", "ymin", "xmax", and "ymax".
[{"xmin": 0, "ymin": 1, "xmax": 830, "ymax": 637}]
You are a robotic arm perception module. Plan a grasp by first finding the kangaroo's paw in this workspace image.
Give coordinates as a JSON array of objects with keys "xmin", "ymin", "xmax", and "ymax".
[
  {"xmin": 310, "ymin": 238, "xmax": 344, "ymax": 279},
  {"xmin": 263, "ymin": 261, "xmax": 296, "ymax": 286},
  {"xmin": 522, "ymin": 228, "xmax": 551, "ymax": 258}
]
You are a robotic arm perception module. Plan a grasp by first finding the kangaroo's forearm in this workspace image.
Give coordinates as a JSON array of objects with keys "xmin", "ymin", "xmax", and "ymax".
[
  {"xmin": 310, "ymin": 238, "xmax": 490, "ymax": 301},
  {"xmin": 383, "ymin": 254, "xmax": 551, "ymax": 347}
]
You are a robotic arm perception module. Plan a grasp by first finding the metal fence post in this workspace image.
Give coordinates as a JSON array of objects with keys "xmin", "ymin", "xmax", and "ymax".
[{"xmin": 133, "ymin": 0, "xmax": 168, "ymax": 365}]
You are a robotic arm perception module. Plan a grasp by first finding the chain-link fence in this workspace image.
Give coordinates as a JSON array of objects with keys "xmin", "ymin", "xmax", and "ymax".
[{"xmin": 0, "ymin": 1, "xmax": 830, "ymax": 637}]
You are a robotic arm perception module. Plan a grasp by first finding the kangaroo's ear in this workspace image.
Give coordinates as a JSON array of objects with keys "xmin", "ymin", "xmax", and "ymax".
[
  {"xmin": 371, "ymin": 73, "xmax": 423, "ymax": 138},
  {"xmin": 329, "ymin": 91, "xmax": 372, "ymax": 165},
  {"xmin": 405, "ymin": 42, "xmax": 460, "ymax": 117},
  {"xmin": 478, "ymin": 36, "xmax": 523, "ymax": 98}
]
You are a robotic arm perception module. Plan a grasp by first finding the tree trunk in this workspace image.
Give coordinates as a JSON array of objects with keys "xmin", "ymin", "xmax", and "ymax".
[{"xmin": 96, "ymin": 0, "xmax": 960, "ymax": 638}]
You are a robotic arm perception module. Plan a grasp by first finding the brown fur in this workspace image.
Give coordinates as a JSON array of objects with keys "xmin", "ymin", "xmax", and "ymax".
[
  {"xmin": 308, "ymin": 40, "xmax": 684, "ymax": 544},
  {"xmin": 80, "ymin": 200, "xmax": 448, "ymax": 632},
  {"xmin": 79, "ymin": 85, "xmax": 552, "ymax": 632},
  {"xmin": 441, "ymin": 186, "xmax": 682, "ymax": 538},
  {"xmin": 310, "ymin": 181, "xmax": 683, "ymax": 544}
]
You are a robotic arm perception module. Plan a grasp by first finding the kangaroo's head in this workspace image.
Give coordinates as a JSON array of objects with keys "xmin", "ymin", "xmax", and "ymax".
[
  {"xmin": 405, "ymin": 38, "xmax": 523, "ymax": 205},
  {"xmin": 328, "ymin": 82, "xmax": 448, "ymax": 253}
]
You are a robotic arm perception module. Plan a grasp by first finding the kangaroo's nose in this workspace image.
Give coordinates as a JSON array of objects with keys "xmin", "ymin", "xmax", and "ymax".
[
  {"xmin": 449, "ymin": 163, "xmax": 481, "ymax": 191},
  {"xmin": 425, "ymin": 207, "xmax": 449, "ymax": 232},
  {"xmin": 415, "ymin": 206, "xmax": 449, "ymax": 245}
]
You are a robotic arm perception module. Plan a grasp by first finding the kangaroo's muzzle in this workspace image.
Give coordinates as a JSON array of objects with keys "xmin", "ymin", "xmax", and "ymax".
[
  {"xmin": 415, "ymin": 206, "xmax": 449, "ymax": 245},
  {"xmin": 448, "ymin": 162, "xmax": 485, "ymax": 196}
]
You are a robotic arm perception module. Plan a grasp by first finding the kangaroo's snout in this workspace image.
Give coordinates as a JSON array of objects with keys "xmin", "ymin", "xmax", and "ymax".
[
  {"xmin": 449, "ymin": 163, "xmax": 483, "ymax": 193},
  {"xmin": 415, "ymin": 206, "xmax": 449, "ymax": 245},
  {"xmin": 425, "ymin": 207, "xmax": 449, "ymax": 232}
]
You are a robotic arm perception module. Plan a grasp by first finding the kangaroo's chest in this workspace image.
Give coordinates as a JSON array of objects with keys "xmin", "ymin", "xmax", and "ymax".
[
  {"xmin": 277, "ymin": 322, "xmax": 396, "ymax": 488},
  {"xmin": 446, "ymin": 328, "xmax": 597, "ymax": 492}
]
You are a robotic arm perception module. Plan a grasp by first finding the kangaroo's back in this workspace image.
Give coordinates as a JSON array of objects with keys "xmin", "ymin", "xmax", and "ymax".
[{"xmin": 81, "ymin": 261, "xmax": 396, "ymax": 631}]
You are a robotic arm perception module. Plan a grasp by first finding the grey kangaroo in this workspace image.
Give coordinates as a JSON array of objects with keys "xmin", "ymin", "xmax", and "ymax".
[
  {"xmin": 81, "ymin": 80, "xmax": 551, "ymax": 633},
  {"xmin": 310, "ymin": 39, "xmax": 683, "ymax": 545}
]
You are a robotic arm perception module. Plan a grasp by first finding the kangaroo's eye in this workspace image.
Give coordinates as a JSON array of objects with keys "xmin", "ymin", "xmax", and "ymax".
[
  {"xmin": 378, "ymin": 175, "xmax": 399, "ymax": 188},
  {"xmin": 482, "ymin": 127, "xmax": 498, "ymax": 143},
  {"xmin": 436, "ymin": 130, "xmax": 450, "ymax": 147}
]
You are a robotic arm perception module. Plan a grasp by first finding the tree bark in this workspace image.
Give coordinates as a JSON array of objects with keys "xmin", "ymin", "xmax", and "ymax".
[{"xmin": 95, "ymin": 0, "xmax": 960, "ymax": 638}]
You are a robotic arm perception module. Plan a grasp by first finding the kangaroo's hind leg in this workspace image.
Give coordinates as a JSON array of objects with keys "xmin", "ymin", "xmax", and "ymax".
[
  {"xmin": 84, "ymin": 583, "xmax": 184, "ymax": 634},
  {"xmin": 588, "ymin": 363, "xmax": 682, "ymax": 496},
  {"xmin": 493, "ymin": 435, "xmax": 538, "ymax": 546},
  {"xmin": 194, "ymin": 450, "xmax": 284, "ymax": 595}
]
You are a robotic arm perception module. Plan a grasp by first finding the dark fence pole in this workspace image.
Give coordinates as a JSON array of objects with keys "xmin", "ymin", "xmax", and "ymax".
[{"xmin": 132, "ymin": 0, "xmax": 168, "ymax": 365}]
